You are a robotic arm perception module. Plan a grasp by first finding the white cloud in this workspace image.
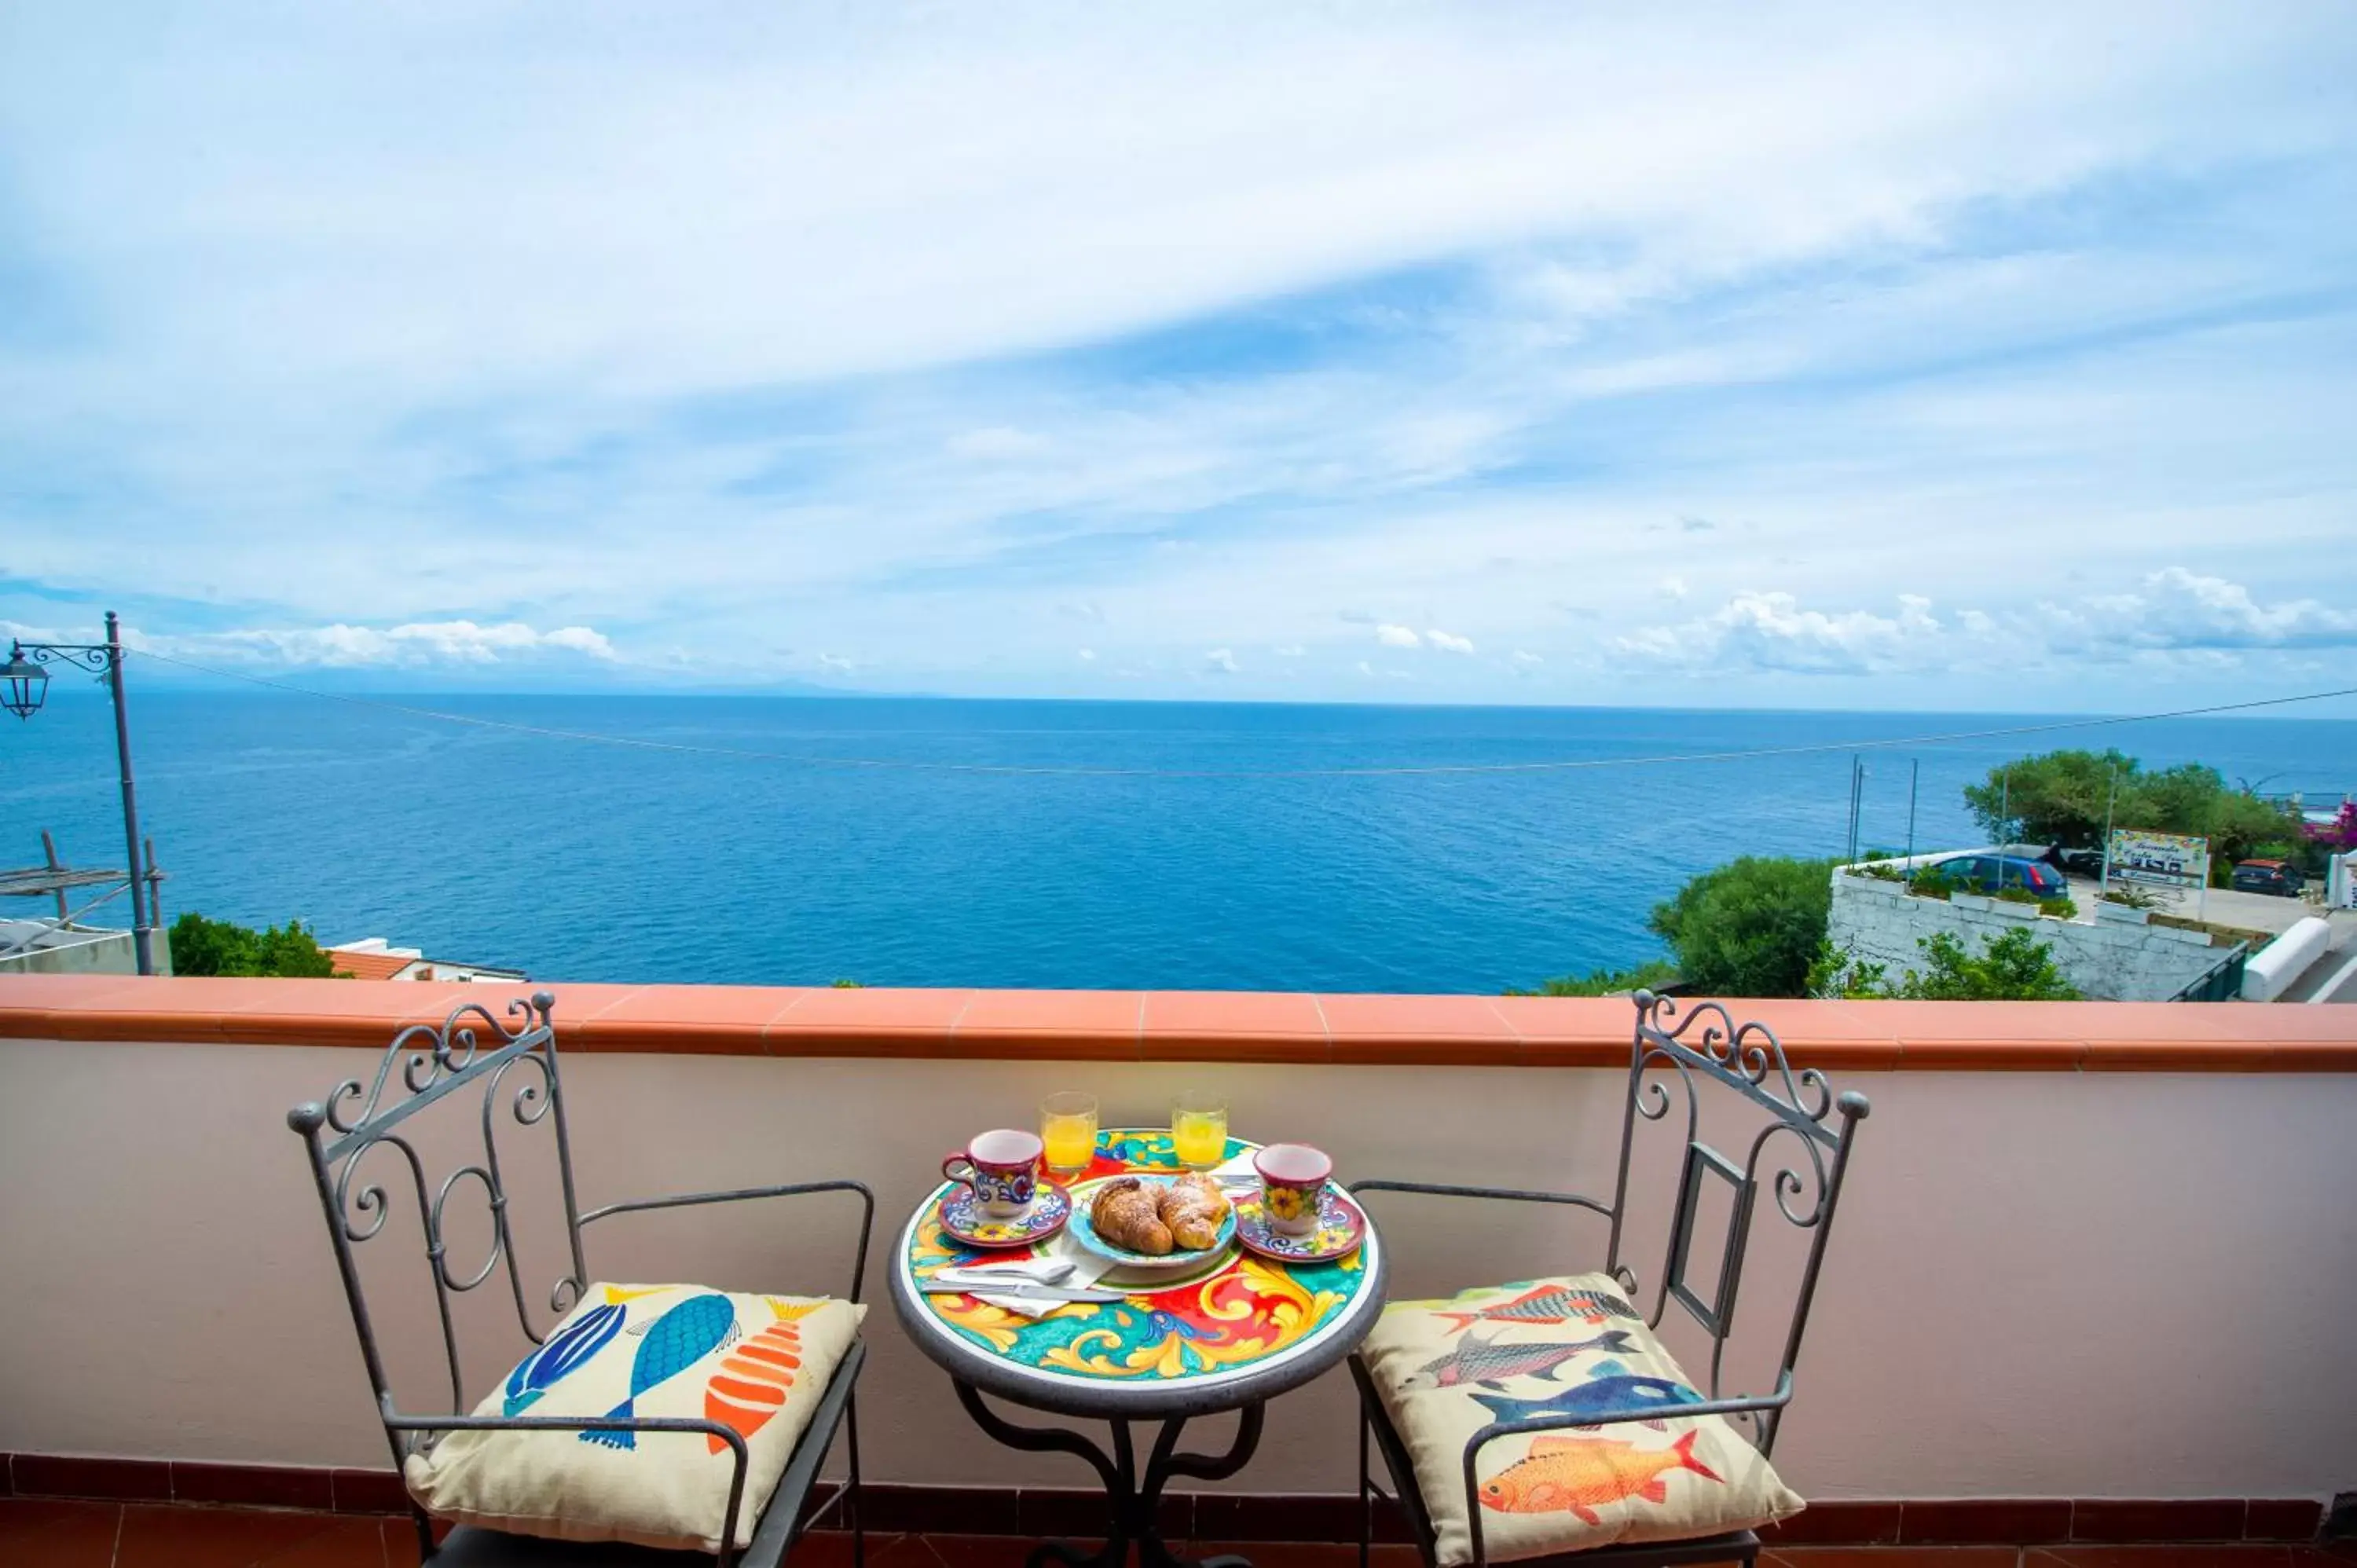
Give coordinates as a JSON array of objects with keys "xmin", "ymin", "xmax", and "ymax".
[
  {"xmin": 1272, "ymin": 644, "xmax": 1307, "ymax": 657},
  {"xmin": 1427, "ymin": 628, "xmax": 1475, "ymax": 654},
  {"xmin": 2050, "ymin": 568, "xmax": 2357, "ymax": 652},
  {"xmin": 1615, "ymin": 571, "xmax": 2357, "ymax": 680},
  {"xmin": 1659, "ymin": 576, "xmax": 1690, "ymax": 601},
  {"xmin": 1376, "ymin": 624, "xmax": 1423, "ymax": 649},
  {"xmin": 1512, "ymin": 650, "xmax": 1543, "ymax": 667},
  {"xmin": 1076, "ymin": 647, "xmax": 1098, "ymax": 661},
  {"xmin": 160, "ymin": 619, "xmax": 617, "ymax": 668},
  {"xmin": 817, "ymin": 652, "xmax": 856, "ymax": 673},
  {"xmin": 1619, "ymin": 591, "xmax": 1945, "ymax": 675},
  {"xmin": 948, "ymin": 426, "xmax": 1053, "ymax": 461},
  {"xmin": 1204, "ymin": 647, "xmax": 1239, "ymax": 674}
]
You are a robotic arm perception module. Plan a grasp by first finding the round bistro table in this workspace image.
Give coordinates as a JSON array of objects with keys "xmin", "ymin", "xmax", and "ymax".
[{"xmin": 888, "ymin": 1129, "xmax": 1387, "ymax": 1568}]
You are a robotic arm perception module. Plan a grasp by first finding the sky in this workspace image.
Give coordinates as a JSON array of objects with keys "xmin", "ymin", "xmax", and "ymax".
[{"xmin": 2, "ymin": 2, "xmax": 2355, "ymax": 713}]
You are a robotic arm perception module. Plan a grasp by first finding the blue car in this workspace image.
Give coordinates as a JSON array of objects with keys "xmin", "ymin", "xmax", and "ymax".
[{"xmin": 1933, "ymin": 853, "xmax": 2070, "ymax": 899}]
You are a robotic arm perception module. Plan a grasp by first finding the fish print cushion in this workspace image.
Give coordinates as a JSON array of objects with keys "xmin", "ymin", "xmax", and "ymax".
[
  {"xmin": 404, "ymin": 1283, "xmax": 863, "ymax": 1554},
  {"xmin": 1358, "ymin": 1273, "xmax": 1800, "ymax": 1565}
]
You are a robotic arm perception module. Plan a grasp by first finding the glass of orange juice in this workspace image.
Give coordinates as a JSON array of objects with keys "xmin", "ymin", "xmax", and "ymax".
[
  {"xmin": 1040, "ymin": 1092, "xmax": 1098, "ymax": 1177},
  {"xmin": 1171, "ymin": 1090, "xmax": 1229, "ymax": 1168}
]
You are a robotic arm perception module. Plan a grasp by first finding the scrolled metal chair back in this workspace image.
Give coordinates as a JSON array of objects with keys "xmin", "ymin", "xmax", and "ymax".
[
  {"xmin": 1601, "ymin": 991, "xmax": 1870, "ymax": 1456},
  {"xmin": 289, "ymin": 991, "xmax": 591, "ymax": 1457}
]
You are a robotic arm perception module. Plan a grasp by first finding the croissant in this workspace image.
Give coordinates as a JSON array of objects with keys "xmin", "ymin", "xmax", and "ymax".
[
  {"xmin": 1161, "ymin": 1171, "xmax": 1230, "ymax": 1251},
  {"xmin": 1090, "ymin": 1177, "xmax": 1173, "ymax": 1255}
]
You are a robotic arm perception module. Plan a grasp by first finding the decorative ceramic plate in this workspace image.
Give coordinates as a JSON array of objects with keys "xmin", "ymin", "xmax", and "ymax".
[
  {"xmin": 1068, "ymin": 1174, "xmax": 1238, "ymax": 1271},
  {"xmin": 940, "ymin": 1181, "xmax": 1072, "ymax": 1251},
  {"xmin": 1233, "ymin": 1183, "xmax": 1365, "ymax": 1262}
]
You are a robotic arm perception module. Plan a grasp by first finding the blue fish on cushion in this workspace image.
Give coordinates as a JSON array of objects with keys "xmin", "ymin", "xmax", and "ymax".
[
  {"xmin": 581, "ymin": 1293, "xmax": 738, "ymax": 1450},
  {"xmin": 1470, "ymin": 1374, "xmax": 1704, "ymax": 1432},
  {"xmin": 503, "ymin": 1302, "xmax": 626, "ymax": 1416}
]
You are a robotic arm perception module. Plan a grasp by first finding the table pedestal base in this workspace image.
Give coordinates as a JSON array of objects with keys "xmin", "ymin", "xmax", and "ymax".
[{"xmin": 952, "ymin": 1381, "xmax": 1266, "ymax": 1568}]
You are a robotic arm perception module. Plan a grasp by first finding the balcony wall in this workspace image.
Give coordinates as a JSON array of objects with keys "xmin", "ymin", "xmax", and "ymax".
[{"xmin": 2, "ymin": 974, "xmax": 2354, "ymax": 1514}]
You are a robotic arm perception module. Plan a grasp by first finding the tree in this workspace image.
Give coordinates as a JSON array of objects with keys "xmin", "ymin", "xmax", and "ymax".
[
  {"xmin": 1810, "ymin": 928, "xmax": 2080, "ymax": 1001},
  {"xmin": 1965, "ymin": 749, "xmax": 2300, "ymax": 867},
  {"xmin": 1645, "ymin": 855, "xmax": 1836, "ymax": 998},
  {"xmin": 168, "ymin": 912, "xmax": 341, "ymax": 978},
  {"xmin": 1963, "ymin": 748, "xmax": 2133, "ymax": 848}
]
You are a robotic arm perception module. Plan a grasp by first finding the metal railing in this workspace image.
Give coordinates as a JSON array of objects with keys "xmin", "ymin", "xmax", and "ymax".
[{"xmin": 2172, "ymin": 943, "xmax": 2249, "ymax": 1003}]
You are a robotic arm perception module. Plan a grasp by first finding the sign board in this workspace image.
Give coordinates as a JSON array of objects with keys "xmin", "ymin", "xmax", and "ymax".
[
  {"xmin": 2330, "ymin": 852, "xmax": 2355, "ymax": 910},
  {"xmin": 2107, "ymin": 828, "xmax": 2209, "ymax": 903}
]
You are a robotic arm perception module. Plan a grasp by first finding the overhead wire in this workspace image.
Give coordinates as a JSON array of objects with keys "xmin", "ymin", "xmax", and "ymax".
[{"xmin": 127, "ymin": 648, "xmax": 2357, "ymax": 780}]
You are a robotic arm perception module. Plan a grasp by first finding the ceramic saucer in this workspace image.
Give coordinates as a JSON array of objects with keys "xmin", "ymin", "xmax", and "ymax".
[
  {"xmin": 940, "ymin": 1181, "xmax": 1072, "ymax": 1250},
  {"xmin": 1233, "ymin": 1183, "xmax": 1365, "ymax": 1263}
]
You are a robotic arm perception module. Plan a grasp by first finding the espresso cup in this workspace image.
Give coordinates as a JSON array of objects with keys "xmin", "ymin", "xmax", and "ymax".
[
  {"xmin": 1254, "ymin": 1143, "xmax": 1333, "ymax": 1237},
  {"xmin": 943, "ymin": 1128, "xmax": 1044, "ymax": 1218}
]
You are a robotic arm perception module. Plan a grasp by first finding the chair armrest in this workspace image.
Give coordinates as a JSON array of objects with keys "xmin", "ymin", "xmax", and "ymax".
[
  {"xmin": 387, "ymin": 1408, "xmax": 755, "ymax": 1566},
  {"xmin": 1348, "ymin": 1178, "xmax": 1613, "ymax": 1218},
  {"xmin": 580, "ymin": 1180, "xmax": 876, "ymax": 1303},
  {"xmin": 1454, "ymin": 1378, "xmax": 1792, "ymax": 1568}
]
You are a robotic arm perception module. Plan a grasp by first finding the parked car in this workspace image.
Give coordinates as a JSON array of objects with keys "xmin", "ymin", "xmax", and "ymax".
[
  {"xmin": 1931, "ymin": 853, "xmax": 2072, "ymax": 899},
  {"xmin": 2231, "ymin": 859, "xmax": 2305, "ymax": 896}
]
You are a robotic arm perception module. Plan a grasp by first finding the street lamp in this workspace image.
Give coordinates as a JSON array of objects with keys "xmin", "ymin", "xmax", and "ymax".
[
  {"xmin": 1, "ymin": 643, "xmax": 48, "ymax": 719},
  {"xmin": 5, "ymin": 612, "xmax": 160, "ymax": 974}
]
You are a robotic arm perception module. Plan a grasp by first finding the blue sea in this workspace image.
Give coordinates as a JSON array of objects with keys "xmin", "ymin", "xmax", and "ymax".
[{"xmin": 8, "ymin": 694, "xmax": 2354, "ymax": 992}]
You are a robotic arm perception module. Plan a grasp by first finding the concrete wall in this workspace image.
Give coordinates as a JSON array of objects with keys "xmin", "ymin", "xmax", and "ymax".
[
  {"xmin": 2, "ymin": 1035, "xmax": 2354, "ymax": 1505},
  {"xmin": 0, "ymin": 926, "xmax": 151, "ymax": 977},
  {"xmin": 1827, "ymin": 873, "xmax": 2226, "ymax": 1002}
]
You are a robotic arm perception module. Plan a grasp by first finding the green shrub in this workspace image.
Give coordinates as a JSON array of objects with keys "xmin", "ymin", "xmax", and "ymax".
[
  {"xmin": 1508, "ymin": 959, "xmax": 1681, "ymax": 998},
  {"xmin": 1907, "ymin": 866, "xmax": 1960, "ymax": 899},
  {"xmin": 2038, "ymin": 896, "xmax": 2079, "ymax": 919},
  {"xmin": 1805, "ymin": 943, "xmax": 1890, "ymax": 999},
  {"xmin": 167, "ymin": 912, "xmax": 341, "ymax": 978},
  {"xmin": 1809, "ymin": 929, "xmax": 2080, "ymax": 1001},
  {"xmin": 1645, "ymin": 856, "xmax": 1838, "ymax": 998},
  {"xmin": 1900, "ymin": 929, "xmax": 2080, "ymax": 1000}
]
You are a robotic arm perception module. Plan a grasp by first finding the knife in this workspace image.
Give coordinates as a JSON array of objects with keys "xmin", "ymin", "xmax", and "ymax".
[
  {"xmin": 918, "ymin": 1279, "xmax": 1128, "ymax": 1303},
  {"xmin": 931, "ymin": 1262, "xmax": 1078, "ymax": 1287}
]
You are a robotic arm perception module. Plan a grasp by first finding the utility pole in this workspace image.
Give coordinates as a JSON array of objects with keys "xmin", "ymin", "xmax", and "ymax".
[
  {"xmin": 2100, "ymin": 763, "xmax": 2117, "ymax": 900},
  {"xmin": 1905, "ymin": 758, "xmax": 1919, "ymax": 866},
  {"xmin": 104, "ymin": 614, "xmax": 155, "ymax": 974},
  {"xmin": 1999, "ymin": 766, "xmax": 2011, "ymax": 894},
  {"xmin": 1845, "ymin": 756, "xmax": 1864, "ymax": 863}
]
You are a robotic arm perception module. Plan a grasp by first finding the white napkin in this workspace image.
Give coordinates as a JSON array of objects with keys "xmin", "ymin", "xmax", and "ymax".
[
  {"xmin": 1209, "ymin": 1150, "xmax": 1260, "ymax": 1187},
  {"xmin": 973, "ymin": 1229, "xmax": 1120, "ymax": 1319}
]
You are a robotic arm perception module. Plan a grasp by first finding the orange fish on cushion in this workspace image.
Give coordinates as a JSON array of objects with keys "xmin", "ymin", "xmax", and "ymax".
[
  {"xmin": 1478, "ymin": 1431, "xmax": 1722, "ymax": 1526},
  {"xmin": 702, "ymin": 1310, "xmax": 808, "ymax": 1453}
]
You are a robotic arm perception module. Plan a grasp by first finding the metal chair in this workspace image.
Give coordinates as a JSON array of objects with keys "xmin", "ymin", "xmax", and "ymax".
[
  {"xmin": 289, "ymin": 992, "xmax": 872, "ymax": 1568},
  {"xmin": 1348, "ymin": 991, "xmax": 1870, "ymax": 1568}
]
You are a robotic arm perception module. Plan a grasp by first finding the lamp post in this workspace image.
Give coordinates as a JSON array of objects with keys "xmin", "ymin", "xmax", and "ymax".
[{"xmin": 4, "ymin": 612, "xmax": 159, "ymax": 975}]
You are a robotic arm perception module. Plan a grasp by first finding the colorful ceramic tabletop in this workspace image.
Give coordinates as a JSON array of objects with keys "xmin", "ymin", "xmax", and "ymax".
[{"xmin": 892, "ymin": 1128, "xmax": 1387, "ymax": 1416}]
